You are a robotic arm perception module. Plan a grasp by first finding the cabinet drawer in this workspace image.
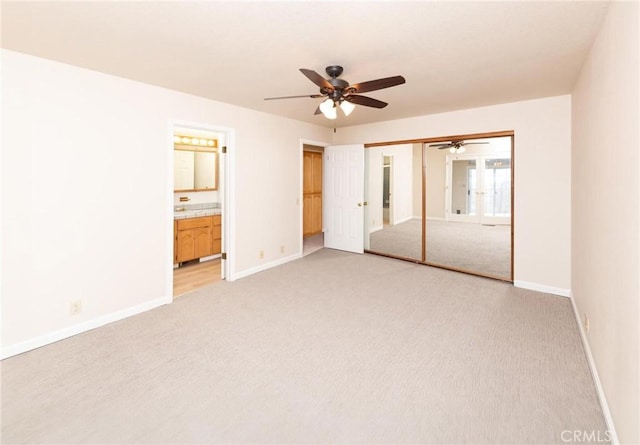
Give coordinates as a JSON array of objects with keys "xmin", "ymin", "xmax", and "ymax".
[{"xmin": 177, "ymin": 216, "xmax": 212, "ymax": 230}]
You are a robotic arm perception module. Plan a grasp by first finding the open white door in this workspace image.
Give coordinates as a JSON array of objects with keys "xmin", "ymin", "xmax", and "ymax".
[{"xmin": 323, "ymin": 144, "xmax": 365, "ymax": 253}]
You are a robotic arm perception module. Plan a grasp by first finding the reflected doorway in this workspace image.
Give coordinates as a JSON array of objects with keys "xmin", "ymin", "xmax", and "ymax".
[
  {"xmin": 447, "ymin": 155, "xmax": 511, "ymax": 225},
  {"xmin": 383, "ymin": 156, "xmax": 393, "ymax": 226}
]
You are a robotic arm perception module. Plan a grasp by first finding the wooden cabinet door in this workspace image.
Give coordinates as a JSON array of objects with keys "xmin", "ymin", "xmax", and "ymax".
[
  {"xmin": 311, "ymin": 152, "xmax": 322, "ymax": 193},
  {"xmin": 303, "ymin": 151, "xmax": 323, "ymax": 237},
  {"xmin": 176, "ymin": 229, "xmax": 196, "ymax": 263},
  {"xmin": 212, "ymin": 215, "xmax": 222, "ymax": 254},
  {"xmin": 303, "ymin": 194, "xmax": 313, "ymax": 236},
  {"xmin": 303, "ymin": 152, "xmax": 313, "ymax": 194},
  {"xmin": 193, "ymin": 226, "xmax": 213, "ymax": 259},
  {"xmin": 175, "ymin": 216, "xmax": 215, "ymax": 262},
  {"xmin": 311, "ymin": 194, "xmax": 322, "ymax": 234}
]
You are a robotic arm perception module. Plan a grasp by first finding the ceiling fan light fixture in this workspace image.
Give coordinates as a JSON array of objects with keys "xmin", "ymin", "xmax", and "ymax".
[
  {"xmin": 340, "ymin": 100, "xmax": 355, "ymax": 116},
  {"xmin": 320, "ymin": 98, "xmax": 337, "ymax": 119}
]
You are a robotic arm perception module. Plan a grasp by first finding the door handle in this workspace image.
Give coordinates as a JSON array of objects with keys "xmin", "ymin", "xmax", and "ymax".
[{"xmin": 358, "ymin": 202, "xmax": 362, "ymax": 207}]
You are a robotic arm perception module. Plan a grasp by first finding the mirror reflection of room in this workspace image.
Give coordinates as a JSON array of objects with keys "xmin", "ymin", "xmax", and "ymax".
[
  {"xmin": 367, "ymin": 144, "xmax": 422, "ymax": 261},
  {"xmin": 425, "ymin": 136, "xmax": 512, "ymax": 279},
  {"xmin": 365, "ymin": 135, "xmax": 512, "ymax": 281}
]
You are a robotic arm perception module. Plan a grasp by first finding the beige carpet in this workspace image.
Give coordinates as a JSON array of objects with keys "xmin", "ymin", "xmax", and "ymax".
[
  {"xmin": 1, "ymin": 249, "xmax": 607, "ymax": 444},
  {"xmin": 369, "ymin": 219, "xmax": 511, "ymax": 279}
]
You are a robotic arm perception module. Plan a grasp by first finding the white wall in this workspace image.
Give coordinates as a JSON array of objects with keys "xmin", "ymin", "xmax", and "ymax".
[
  {"xmin": 571, "ymin": 1, "xmax": 639, "ymax": 443},
  {"xmin": 1, "ymin": 50, "xmax": 331, "ymax": 357},
  {"xmin": 334, "ymin": 96, "xmax": 572, "ymax": 293},
  {"xmin": 426, "ymin": 147, "xmax": 446, "ymax": 219},
  {"xmin": 412, "ymin": 144, "xmax": 422, "ymax": 218}
]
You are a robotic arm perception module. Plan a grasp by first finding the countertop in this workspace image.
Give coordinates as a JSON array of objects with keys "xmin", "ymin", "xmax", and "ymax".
[{"xmin": 173, "ymin": 208, "xmax": 222, "ymax": 220}]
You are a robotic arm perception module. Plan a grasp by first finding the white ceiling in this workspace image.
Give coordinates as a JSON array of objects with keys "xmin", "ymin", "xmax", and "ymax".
[{"xmin": 1, "ymin": 1, "xmax": 610, "ymax": 128}]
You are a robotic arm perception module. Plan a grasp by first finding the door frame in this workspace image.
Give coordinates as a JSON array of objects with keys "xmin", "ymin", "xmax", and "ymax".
[
  {"xmin": 299, "ymin": 139, "xmax": 330, "ymax": 255},
  {"xmin": 445, "ymin": 152, "xmax": 512, "ymax": 225},
  {"xmin": 383, "ymin": 155, "xmax": 394, "ymax": 225},
  {"xmin": 446, "ymin": 153, "xmax": 479, "ymax": 223},
  {"xmin": 167, "ymin": 120, "xmax": 236, "ymax": 301},
  {"xmin": 364, "ymin": 130, "xmax": 515, "ymax": 282}
]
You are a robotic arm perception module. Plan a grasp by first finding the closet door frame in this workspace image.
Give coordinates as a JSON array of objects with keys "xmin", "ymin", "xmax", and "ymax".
[{"xmin": 365, "ymin": 130, "xmax": 514, "ymax": 282}]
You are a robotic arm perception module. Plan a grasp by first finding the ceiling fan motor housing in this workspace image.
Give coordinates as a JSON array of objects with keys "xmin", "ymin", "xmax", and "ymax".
[{"xmin": 325, "ymin": 65, "xmax": 344, "ymax": 78}]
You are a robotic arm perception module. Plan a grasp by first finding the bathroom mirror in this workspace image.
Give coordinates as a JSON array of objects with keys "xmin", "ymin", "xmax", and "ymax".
[{"xmin": 174, "ymin": 146, "xmax": 218, "ymax": 192}]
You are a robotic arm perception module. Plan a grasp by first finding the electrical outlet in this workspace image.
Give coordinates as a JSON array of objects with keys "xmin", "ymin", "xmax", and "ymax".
[
  {"xmin": 70, "ymin": 300, "xmax": 82, "ymax": 316},
  {"xmin": 259, "ymin": 250, "xmax": 264, "ymax": 259},
  {"xmin": 584, "ymin": 313, "xmax": 590, "ymax": 333},
  {"xmin": 280, "ymin": 245, "xmax": 285, "ymax": 253}
]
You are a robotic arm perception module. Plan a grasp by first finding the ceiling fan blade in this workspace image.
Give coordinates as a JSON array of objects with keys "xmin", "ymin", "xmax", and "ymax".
[
  {"xmin": 314, "ymin": 106, "xmax": 322, "ymax": 115},
  {"xmin": 345, "ymin": 95, "xmax": 388, "ymax": 109},
  {"xmin": 264, "ymin": 94, "xmax": 324, "ymax": 100},
  {"xmin": 429, "ymin": 143, "xmax": 453, "ymax": 148},
  {"xmin": 299, "ymin": 68, "xmax": 333, "ymax": 90},
  {"xmin": 349, "ymin": 75, "xmax": 406, "ymax": 94},
  {"xmin": 461, "ymin": 141, "xmax": 489, "ymax": 145}
]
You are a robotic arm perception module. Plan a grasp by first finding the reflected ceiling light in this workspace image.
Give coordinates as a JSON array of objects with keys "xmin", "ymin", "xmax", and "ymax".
[
  {"xmin": 449, "ymin": 146, "xmax": 466, "ymax": 154},
  {"xmin": 319, "ymin": 98, "xmax": 337, "ymax": 120}
]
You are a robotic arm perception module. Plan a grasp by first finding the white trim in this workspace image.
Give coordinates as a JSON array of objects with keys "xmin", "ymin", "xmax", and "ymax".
[
  {"xmin": 222, "ymin": 128, "xmax": 236, "ymax": 281},
  {"xmin": 514, "ymin": 280, "xmax": 570, "ymax": 297},
  {"xmin": 168, "ymin": 120, "xmax": 236, "ymax": 282},
  {"xmin": 393, "ymin": 215, "xmax": 413, "ymax": 225},
  {"xmin": 568, "ymin": 292, "xmax": 620, "ymax": 445},
  {"xmin": 230, "ymin": 253, "xmax": 302, "ymax": 281},
  {"xmin": 426, "ymin": 216, "xmax": 445, "ymax": 221},
  {"xmin": 369, "ymin": 225, "xmax": 383, "ymax": 233},
  {"xmin": 1, "ymin": 296, "xmax": 170, "ymax": 359},
  {"xmin": 300, "ymin": 139, "xmax": 330, "ymax": 258}
]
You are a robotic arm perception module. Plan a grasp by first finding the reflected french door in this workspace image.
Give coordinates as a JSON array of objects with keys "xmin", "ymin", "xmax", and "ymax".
[{"xmin": 446, "ymin": 154, "xmax": 511, "ymax": 225}]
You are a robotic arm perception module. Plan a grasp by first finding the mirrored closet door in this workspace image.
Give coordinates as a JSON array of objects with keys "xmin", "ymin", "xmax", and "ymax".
[{"xmin": 364, "ymin": 133, "xmax": 513, "ymax": 281}]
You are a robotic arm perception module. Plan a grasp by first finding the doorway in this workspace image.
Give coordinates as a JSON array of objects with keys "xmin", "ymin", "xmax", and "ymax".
[
  {"xmin": 383, "ymin": 156, "xmax": 393, "ymax": 225},
  {"xmin": 169, "ymin": 122, "xmax": 232, "ymax": 299},
  {"xmin": 302, "ymin": 143, "xmax": 326, "ymax": 256},
  {"xmin": 447, "ymin": 154, "xmax": 511, "ymax": 225}
]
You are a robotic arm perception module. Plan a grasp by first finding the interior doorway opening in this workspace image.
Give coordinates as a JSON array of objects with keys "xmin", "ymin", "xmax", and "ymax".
[
  {"xmin": 302, "ymin": 142, "xmax": 326, "ymax": 256},
  {"xmin": 382, "ymin": 156, "xmax": 393, "ymax": 226},
  {"xmin": 169, "ymin": 122, "xmax": 231, "ymax": 298}
]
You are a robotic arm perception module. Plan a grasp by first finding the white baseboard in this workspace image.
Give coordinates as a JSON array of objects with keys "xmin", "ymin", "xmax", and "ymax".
[
  {"xmin": 1, "ymin": 295, "xmax": 171, "ymax": 360},
  {"xmin": 393, "ymin": 216, "xmax": 413, "ymax": 225},
  {"xmin": 229, "ymin": 252, "xmax": 302, "ymax": 281},
  {"xmin": 514, "ymin": 280, "xmax": 570, "ymax": 297},
  {"xmin": 568, "ymin": 292, "xmax": 619, "ymax": 444},
  {"xmin": 369, "ymin": 225, "xmax": 383, "ymax": 233},
  {"xmin": 425, "ymin": 216, "xmax": 445, "ymax": 221}
]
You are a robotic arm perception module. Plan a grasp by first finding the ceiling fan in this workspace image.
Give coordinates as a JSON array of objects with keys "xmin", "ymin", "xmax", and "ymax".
[
  {"xmin": 429, "ymin": 140, "xmax": 489, "ymax": 153},
  {"xmin": 264, "ymin": 65, "xmax": 406, "ymax": 119}
]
